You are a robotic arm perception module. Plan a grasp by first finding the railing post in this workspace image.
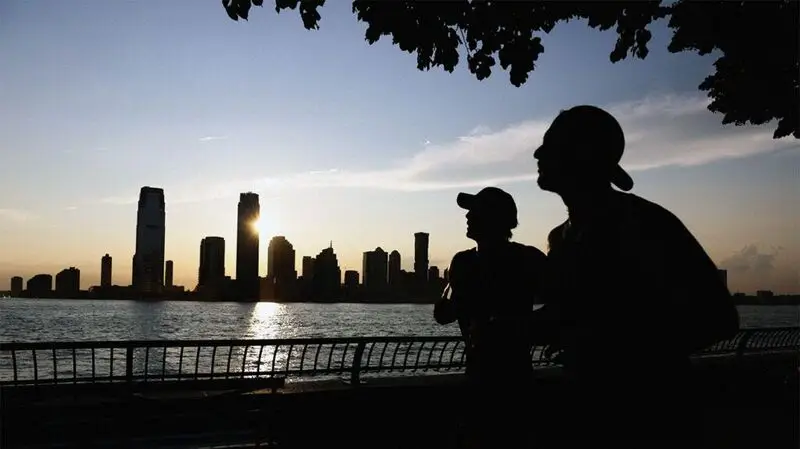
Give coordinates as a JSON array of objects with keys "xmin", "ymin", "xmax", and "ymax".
[
  {"xmin": 125, "ymin": 347, "xmax": 134, "ymax": 382},
  {"xmin": 350, "ymin": 341, "xmax": 366, "ymax": 386},
  {"xmin": 736, "ymin": 330, "xmax": 755, "ymax": 360}
]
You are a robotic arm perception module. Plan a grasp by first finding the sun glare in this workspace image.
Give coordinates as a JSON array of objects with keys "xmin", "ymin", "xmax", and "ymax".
[{"xmin": 252, "ymin": 216, "xmax": 279, "ymax": 241}]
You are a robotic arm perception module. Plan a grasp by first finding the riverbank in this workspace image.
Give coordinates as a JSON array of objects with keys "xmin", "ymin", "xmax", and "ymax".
[{"xmin": 3, "ymin": 294, "xmax": 799, "ymax": 305}]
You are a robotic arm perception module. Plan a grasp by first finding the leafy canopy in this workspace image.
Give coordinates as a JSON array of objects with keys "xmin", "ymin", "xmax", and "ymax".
[{"xmin": 222, "ymin": 0, "xmax": 798, "ymax": 139}]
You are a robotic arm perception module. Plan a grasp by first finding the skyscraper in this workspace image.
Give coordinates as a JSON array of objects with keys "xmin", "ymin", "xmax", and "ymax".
[
  {"xmin": 101, "ymin": 254, "xmax": 112, "ymax": 287},
  {"xmin": 236, "ymin": 192, "xmax": 260, "ymax": 300},
  {"xmin": 362, "ymin": 247, "xmax": 388, "ymax": 291},
  {"xmin": 10, "ymin": 276, "xmax": 23, "ymax": 297},
  {"xmin": 414, "ymin": 232, "xmax": 429, "ymax": 282},
  {"xmin": 165, "ymin": 260, "xmax": 174, "ymax": 288},
  {"xmin": 312, "ymin": 245, "xmax": 341, "ymax": 301},
  {"xmin": 55, "ymin": 267, "xmax": 80, "ymax": 294},
  {"xmin": 199, "ymin": 236, "xmax": 226, "ymax": 287},
  {"xmin": 132, "ymin": 187, "xmax": 166, "ymax": 293},
  {"xmin": 301, "ymin": 256, "xmax": 315, "ymax": 280},
  {"xmin": 388, "ymin": 250, "xmax": 401, "ymax": 287},
  {"xmin": 267, "ymin": 236, "xmax": 297, "ymax": 300},
  {"xmin": 268, "ymin": 236, "xmax": 297, "ymax": 283}
]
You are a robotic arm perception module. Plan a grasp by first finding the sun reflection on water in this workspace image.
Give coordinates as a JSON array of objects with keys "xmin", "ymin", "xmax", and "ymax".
[{"xmin": 245, "ymin": 302, "xmax": 288, "ymax": 339}]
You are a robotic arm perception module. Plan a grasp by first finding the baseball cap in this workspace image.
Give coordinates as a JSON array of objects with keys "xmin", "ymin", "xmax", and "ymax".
[
  {"xmin": 456, "ymin": 187, "xmax": 518, "ymax": 229},
  {"xmin": 546, "ymin": 105, "xmax": 634, "ymax": 191}
]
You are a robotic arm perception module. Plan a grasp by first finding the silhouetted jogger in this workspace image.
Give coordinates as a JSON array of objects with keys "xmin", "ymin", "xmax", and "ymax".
[
  {"xmin": 531, "ymin": 105, "xmax": 740, "ymax": 449},
  {"xmin": 435, "ymin": 186, "xmax": 546, "ymax": 449}
]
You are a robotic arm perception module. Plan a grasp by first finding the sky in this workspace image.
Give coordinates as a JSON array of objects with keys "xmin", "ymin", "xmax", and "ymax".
[{"xmin": 0, "ymin": 1, "xmax": 797, "ymax": 295}]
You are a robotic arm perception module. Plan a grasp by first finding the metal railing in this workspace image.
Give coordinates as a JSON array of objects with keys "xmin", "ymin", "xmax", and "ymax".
[{"xmin": 0, "ymin": 327, "xmax": 797, "ymax": 388}]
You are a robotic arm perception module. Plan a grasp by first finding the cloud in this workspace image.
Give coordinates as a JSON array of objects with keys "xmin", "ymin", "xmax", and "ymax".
[
  {"xmin": 719, "ymin": 244, "xmax": 780, "ymax": 276},
  {"xmin": 198, "ymin": 136, "xmax": 226, "ymax": 142},
  {"xmin": 0, "ymin": 208, "xmax": 33, "ymax": 223},
  {"xmin": 718, "ymin": 244, "xmax": 800, "ymax": 294},
  {"xmin": 237, "ymin": 91, "xmax": 794, "ymax": 193},
  {"xmin": 269, "ymin": 91, "xmax": 791, "ymax": 190},
  {"xmin": 98, "ymin": 90, "xmax": 798, "ymax": 203},
  {"xmin": 100, "ymin": 195, "xmax": 138, "ymax": 205}
]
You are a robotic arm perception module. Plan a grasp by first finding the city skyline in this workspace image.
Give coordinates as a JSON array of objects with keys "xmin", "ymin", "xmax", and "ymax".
[
  {"xmin": 0, "ymin": 183, "xmax": 766, "ymax": 298},
  {"xmin": 1, "ymin": 2, "xmax": 797, "ymax": 294},
  {"xmin": 5, "ymin": 185, "xmax": 444, "ymax": 292}
]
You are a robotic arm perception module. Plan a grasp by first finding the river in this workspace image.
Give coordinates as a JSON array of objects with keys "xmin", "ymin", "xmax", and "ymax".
[{"xmin": 0, "ymin": 299, "xmax": 797, "ymax": 342}]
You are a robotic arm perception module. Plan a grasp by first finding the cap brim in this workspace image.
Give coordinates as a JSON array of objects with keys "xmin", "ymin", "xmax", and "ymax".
[
  {"xmin": 456, "ymin": 192, "xmax": 476, "ymax": 210},
  {"xmin": 610, "ymin": 165, "xmax": 634, "ymax": 192}
]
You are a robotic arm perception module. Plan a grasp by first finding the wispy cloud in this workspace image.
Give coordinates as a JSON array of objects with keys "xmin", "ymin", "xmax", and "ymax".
[
  {"xmin": 232, "ymin": 91, "xmax": 794, "ymax": 192},
  {"xmin": 99, "ymin": 91, "xmax": 798, "ymax": 204},
  {"xmin": 0, "ymin": 208, "xmax": 33, "ymax": 223},
  {"xmin": 198, "ymin": 136, "xmax": 227, "ymax": 142}
]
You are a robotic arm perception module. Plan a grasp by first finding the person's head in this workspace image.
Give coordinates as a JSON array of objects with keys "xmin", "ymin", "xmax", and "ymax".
[
  {"xmin": 533, "ymin": 105, "xmax": 633, "ymax": 196},
  {"xmin": 456, "ymin": 187, "xmax": 518, "ymax": 242}
]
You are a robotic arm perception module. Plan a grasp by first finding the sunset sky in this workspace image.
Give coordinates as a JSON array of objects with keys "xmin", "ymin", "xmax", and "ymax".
[{"xmin": 1, "ymin": 1, "xmax": 797, "ymax": 294}]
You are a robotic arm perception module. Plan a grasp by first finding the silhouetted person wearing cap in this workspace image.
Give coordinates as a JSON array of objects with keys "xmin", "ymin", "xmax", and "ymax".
[
  {"xmin": 435, "ymin": 186, "xmax": 546, "ymax": 449},
  {"xmin": 531, "ymin": 105, "xmax": 740, "ymax": 449}
]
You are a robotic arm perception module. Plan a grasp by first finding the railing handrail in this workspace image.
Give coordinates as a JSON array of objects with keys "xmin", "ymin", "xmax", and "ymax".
[
  {"xmin": 0, "ymin": 327, "xmax": 797, "ymax": 388},
  {"xmin": 0, "ymin": 335, "xmax": 465, "ymax": 351}
]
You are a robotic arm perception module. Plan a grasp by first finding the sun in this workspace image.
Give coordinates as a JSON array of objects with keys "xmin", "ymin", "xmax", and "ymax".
[
  {"xmin": 251, "ymin": 217, "xmax": 267, "ymax": 237},
  {"xmin": 251, "ymin": 216, "xmax": 278, "ymax": 241}
]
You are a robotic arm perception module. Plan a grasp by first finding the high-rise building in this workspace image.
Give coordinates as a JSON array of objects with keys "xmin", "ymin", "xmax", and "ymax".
[
  {"xmin": 100, "ymin": 254, "xmax": 112, "ymax": 287},
  {"xmin": 344, "ymin": 270, "xmax": 359, "ymax": 288},
  {"xmin": 312, "ymin": 245, "xmax": 341, "ymax": 301},
  {"xmin": 362, "ymin": 247, "xmax": 388, "ymax": 290},
  {"xmin": 301, "ymin": 256, "xmax": 315, "ymax": 280},
  {"xmin": 267, "ymin": 236, "xmax": 297, "ymax": 283},
  {"xmin": 10, "ymin": 276, "xmax": 23, "ymax": 297},
  {"xmin": 236, "ymin": 193, "xmax": 260, "ymax": 300},
  {"xmin": 199, "ymin": 237, "xmax": 226, "ymax": 287},
  {"xmin": 165, "ymin": 260, "xmax": 174, "ymax": 288},
  {"xmin": 132, "ymin": 187, "xmax": 166, "ymax": 293},
  {"xmin": 414, "ymin": 232, "xmax": 429, "ymax": 282},
  {"xmin": 388, "ymin": 250, "xmax": 401, "ymax": 286},
  {"xmin": 55, "ymin": 267, "xmax": 80, "ymax": 294},
  {"xmin": 27, "ymin": 274, "xmax": 52, "ymax": 296}
]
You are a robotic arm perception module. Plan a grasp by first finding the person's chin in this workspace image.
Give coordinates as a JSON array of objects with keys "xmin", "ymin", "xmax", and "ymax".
[{"xmin": 536, "ymin": 176, "xmax": 558, "ymax": 193}]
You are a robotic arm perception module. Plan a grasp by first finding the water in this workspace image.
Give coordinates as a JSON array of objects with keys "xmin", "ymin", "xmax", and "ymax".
[{"xmin": 1, "ymin": 299, "xmax": 797, "ymax": 342}]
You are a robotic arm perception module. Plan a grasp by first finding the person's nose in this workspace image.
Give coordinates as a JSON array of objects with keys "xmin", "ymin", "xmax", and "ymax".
[{"xmin": 533, "ymin": 144, "xmax": 544, "ymax": 160}]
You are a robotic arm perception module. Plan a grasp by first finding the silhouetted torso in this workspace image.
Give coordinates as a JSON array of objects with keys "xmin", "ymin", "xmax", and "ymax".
[
  {"xmin": 542, "ymin": 191, "xmax": 737, "ymax": 371},
  {"xmin": 537, "ymin": 190, "xmax": 739, "ymax": 448},
  {"xmin": 449, "ymin": 242, "xmax": 546, "ymax": 383}
]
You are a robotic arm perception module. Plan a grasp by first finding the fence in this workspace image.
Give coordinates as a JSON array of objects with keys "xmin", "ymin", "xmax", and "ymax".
[{"xmin": 0, "ymin": 327, "xmax": 797, "ymax": 387}]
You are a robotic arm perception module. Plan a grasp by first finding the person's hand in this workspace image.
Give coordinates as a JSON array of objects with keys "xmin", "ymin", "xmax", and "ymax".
[{"xmin": 543, "ymin": 343, "xmax": 561, "ymax": 361}]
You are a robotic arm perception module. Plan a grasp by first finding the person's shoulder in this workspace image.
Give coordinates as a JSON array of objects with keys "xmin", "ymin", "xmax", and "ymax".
[
  {"xmin": 618, "ymin": 192, "xmax": 686, "ymax": 230},
  {"xmin": 510, "ymin": 242, "xmax": 547, "ymax": 261},
  {"xmin": 450, "ymin": 248, "xmax": 477, "ymax": 268},
  {"xmin": 546, "ymin": 219, "xmax": 569, "ymax": 252}
]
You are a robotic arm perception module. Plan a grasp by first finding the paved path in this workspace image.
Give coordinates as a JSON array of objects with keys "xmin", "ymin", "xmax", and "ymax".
[{"xmin": 2, "ymin": 355, "xmax": 796, "ymax": 449}]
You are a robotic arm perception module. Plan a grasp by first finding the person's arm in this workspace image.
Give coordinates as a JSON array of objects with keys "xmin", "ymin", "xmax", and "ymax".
[
  {"xmin": 528, "ymin": 229, "xmax": 564, "ymax": 347},
  {"xmin": 433, "ymin": 255, "xmax": 460, "ymax": 325},
  {"xmin": 433, "ymin": 285, "xmax": 457, "ymax": 325},
  {"xmin": 652, "ymin": 210, "xmax": 740, "ymax": 352}
]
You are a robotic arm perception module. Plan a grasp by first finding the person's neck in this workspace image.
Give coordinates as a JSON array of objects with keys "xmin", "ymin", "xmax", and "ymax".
[
  {"xmin": 476, "ymin": 238, "xmax": 509, "ymax": 253},
  {"xmin": 561, "ymin": 186, "xmax": 615, "ymax": 225}
]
